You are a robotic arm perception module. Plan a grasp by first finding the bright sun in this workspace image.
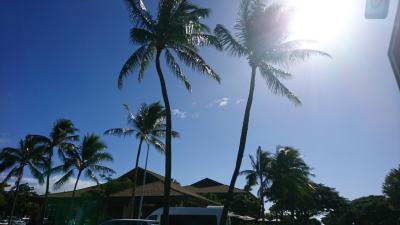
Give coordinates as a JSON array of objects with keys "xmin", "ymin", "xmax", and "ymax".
[{"xmin": 289, "ymin": 0, "xmax": 353, "ymax": 43}]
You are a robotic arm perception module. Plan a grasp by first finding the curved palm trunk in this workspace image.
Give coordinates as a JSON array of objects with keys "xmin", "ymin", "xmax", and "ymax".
[
  {"xmin": 138, "ymin": 143, "xmax": 150, "ymax": 219},
  {"xmin": 41, "ymin": 171, "xmax": 51, "ymax": 224},
  {"xmin": 129, "ymin": 137, "xmax": 144, "ymax": 218},
  {"xmin": 220, "ymin": 66, "xmax": 257, "ymax": 225},
  {"xmin": 8, "ymin": 170, "xmax": 23, "ymax": 225},
  {"xmin": 259, "ymin": 175, "xmax": 265, "ymax": 221},
  {"xmin": 68, "ymin": 170, "xmax": 82, "ymax": 222},
  {"xmin": 155, "ymin": 49, "xmax": 172, "ymax": 225},
  {"xmin": 41, "ymin": 153, "xmax": 52, "ymax": 225}
]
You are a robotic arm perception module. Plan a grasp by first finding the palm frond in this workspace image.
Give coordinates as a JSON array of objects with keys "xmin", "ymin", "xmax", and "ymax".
[
  {"xmin": 1, "ymin": 168, "xmax": 19, "ymax": 184},
  {"xmin": 258, "ymin": 64, "xmax": 302, "ymax": 106},
  {"xmin": 89, "ymin": 165, "xmax": 115, "ymax": 175},
  {"xmin": 265, "ymin": 49, "xmax": 331, "ymax": 67},
  {"xmin": 53, "ymin": 170, "xmax": 74, "ymax": 190},
  {"xmin": 85, "ymin": 169, "xmax": 100, "ymax": 185},
  {"xmin": 138, "ymin": 45, "xmax": 155, "ymax": 81},
  {"xmin": 0, "ymin": 149, "xmax": 20, "ymax": 172},
  {"xmin": 165, "ymin": 49, "xmax": 192, "ymax": 91},
  {"xmin": 28, "ymin": 164, "xmax": 45, "ymax": 184},
  {"xmin": 104, "ymin": 128, "xmax": 135, "ymax": 137},
  {"xmin": 275, "ymin": 40, "xmax": 317, "ymax": 51},
  {"xmin": 173, "ymin": 45, "xmax": 221, "ymax": 83},
  {"xmin": 87, "ymin": 152, "xmax": 114, "ymax": 165},
  {"xmin": 188, "ymin": 33, "xmax": 222, "ymax": 50},
  {"xmin": 239, "ymin": 169, "xmax": 255, "ymax": 176},
  {"xmin": 125, "ymin": 0, "xmax": 154, "ymax": 29},
  {"xmin": 0, "ymin": 147, "xmax": 20, "ymax": 159},
  {"xmin": 173, "ymin": 0, "xmax": 210, "ymax": 20},
  {"xmin": 259, "ymin": 62, "xmax": 292, "ymax": 80},
  {"xmin": 118, "ymin": 45, "xmax": 149, "ymax": 89},
  {"xmin": 129, "ymin": 28, "xmax": 153, "ymax": 45},
  {"xmin": 51, "ymin": 164, "xmax": 67, "ymax": 174},
  {"xmin": 148, "ymin": 137, "xmax": 165, "ymax": 154},
  {"xmin": 214, "ymin": 24, "xmax": 247, "ymax": 57},
  {"xmin": 249, "ymin": 154, "xmax": 258, "ymax": 170}
]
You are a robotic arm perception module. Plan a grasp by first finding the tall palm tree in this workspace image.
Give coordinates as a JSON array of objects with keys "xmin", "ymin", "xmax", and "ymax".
[
  {"xmin": 269, "ymin": 146, "xmax": 312, "ymax": 224},
  {"xmin": 117, "ymin": 1, "xmax": 220, "ymax": 222},
  {"xmin": 0, "ymin": 135, "xmax": 47, "ymax": 225},
  {"xmin": 239, "ymin": 146, "xmax": 271, "ymax": 220},
  {"xmin": 105, "ymin": 102, "xmax": 179, "ymax": 218},
  {"xmin": 54, "ymin": 133, "xmax": 115, "ymax": 220},
  {"xmin": 214, "ymin": 1, "xmax": 330, "ymax": 224},
  {"xmin": 39, "ymin": 119, "xmax": 79, "ymax": 224}
]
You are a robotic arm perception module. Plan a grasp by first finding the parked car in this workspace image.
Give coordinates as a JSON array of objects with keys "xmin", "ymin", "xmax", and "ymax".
[
  {"xmin": 11, "ymin": 219, "xmax": 26, "ymax": 225},
  {"xmin": 99, "ymin": 219, "xmax": 158, "ymax": 225},
  {"xmin": 146, "ymin": 207, "xmax": 231, "ymax": 225},
  {"xmin": 0, "ymin": 220, "xmax": 8, "ymax": 225}
]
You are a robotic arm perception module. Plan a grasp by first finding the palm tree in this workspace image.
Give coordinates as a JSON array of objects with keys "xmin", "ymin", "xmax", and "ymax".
[
  {"xmin": 54, "ymin": 133, "xmax": 115, "ymax": 220},
  {"xmin": 240, "ymin": 146, "xmax": 271, "ymax": 220},
  {"xmin": 0, "ymin": 135, "xmax": 48, "ymax": 225},
  {"xmin": 105, "ymin": 102, "xmax": 179, "ymax": 218},
  {"xmin": 214, "ymin": 1, "xmax": 330, "ymax": 223},
  {"xmin": 269, "ymin": 146, "xmax": 312, "ymax": 224},
  {"xmin": 39, "ymin": 119, "xmax": 79, "ymax": 224},
  {"xmin": 117, "ymin": 1, "xmax": 220, "ymax": 222}
]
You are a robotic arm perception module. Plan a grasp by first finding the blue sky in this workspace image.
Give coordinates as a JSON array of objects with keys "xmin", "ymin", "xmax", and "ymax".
[{"xmin": 1, "ymin": 0, "xmax": 399, "ymax": 200}]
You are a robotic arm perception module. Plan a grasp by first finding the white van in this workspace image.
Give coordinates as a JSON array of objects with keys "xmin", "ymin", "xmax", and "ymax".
[{"xmin": 146, "ymin": 207, "xmax": 230, "ymax": 225}]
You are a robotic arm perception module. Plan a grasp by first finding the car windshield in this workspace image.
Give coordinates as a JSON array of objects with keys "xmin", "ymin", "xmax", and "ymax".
[{"xmin": 1, "ymin": 1, "xmax": 399, "ymax": 225}]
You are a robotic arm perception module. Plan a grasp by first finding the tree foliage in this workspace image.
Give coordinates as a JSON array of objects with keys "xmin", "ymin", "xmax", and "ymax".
[
  {"xmin": 322, "ymin": 195, "xmax": 400, "ymax": 225},
  {"xmin": 383, "ymin": 164, "xmax": 400, "ymax": 209}
]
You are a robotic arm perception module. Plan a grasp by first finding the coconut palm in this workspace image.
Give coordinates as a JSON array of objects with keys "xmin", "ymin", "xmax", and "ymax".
[
  {"xmin": 240, "ymin": 146, "xmax": 272, "ymax": 220},
  {"xmin": 105, "ymin": 102, "xmax": 179, "ymax": 218},
  {"xmin": 118, "ymin": 1, "xmax": 220, "ymax": 222},
  {"xmin": 54, "ymin": 133, "xmax": 115, "ymax": 219},
  {"xmin": 38, "ymin": 119, "xmax": 79, "ymax": 224},
  {"xmin": 0, "ymin": 135, "xmax": 48, "ymax": 225},
  {"xmin": 214, "ymin": 1, "xmax": 330, "ymax": 223},
  {"xmin": 269, "ymin": 146, "xmax": 313, "ymax": 223}
]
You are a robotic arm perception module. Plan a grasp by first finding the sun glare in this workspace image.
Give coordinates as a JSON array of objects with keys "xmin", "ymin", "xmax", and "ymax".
[{"xmin": 289, "ymin": 0, "xmax": 352, "ymax": 43}]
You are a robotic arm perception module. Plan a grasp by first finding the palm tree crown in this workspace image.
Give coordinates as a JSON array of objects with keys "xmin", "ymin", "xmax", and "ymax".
[
  {"xmin": 269, "ymin": 146, "xmax": 312, "ymax": 203},
  {"xmin": 241, "ymin": 146, "xmax": 271, "ymax": 192},
  {"xmin": 215, "ymin": 1, "xmax": 331, "ymax": 104},
  {"xmin": 48, "ymin": 119, "xmax": 79, "ymax": 160},
  {"xmin": 105, "ymin": 102, "xmax": 178, "ymax": 150},
  {"xmin": 0, "ymin": 135, "xmax": 48, "ymax": 225},
  {"xmin": 118, "ymin": 0, "xmax": 222, "ymax": 91},
  {"xmin": 268, "ymin": 146, "xmax": 313, "ymax": 222},
  {"xmin": 54, "ymin": 133, "xmax": 114, "ymax": 189},
  {"xmin": 0, "ymin": 135, "xmax": 47, "ymax": 184},
  {"xmin": 240, "ymin": 146, "xmax": 272, "ymax": 219}
]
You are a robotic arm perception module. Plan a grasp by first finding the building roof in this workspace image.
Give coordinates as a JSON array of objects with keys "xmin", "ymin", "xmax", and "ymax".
[
  {"xmin": 47, "ymin": 167, "xmax": 217, "ymax": 205},
  {"xmin": 184, "ymin": 178, "xmax": 246, "ymax": 194},
  {"xmin": 109, "ymin": 180, "xmax": 216, "ymax": 205}
]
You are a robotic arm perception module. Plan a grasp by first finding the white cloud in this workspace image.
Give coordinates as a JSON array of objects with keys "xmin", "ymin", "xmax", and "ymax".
[
  {"xmin": 172, "ymin": 109, "xmax": 200, "ymax": 119},
  {"xmin": 218, "ymin": 98, "xmax": 229, "ymax": 107},
  {"xmin": 209, "ymin": 97, "xmax": 230, "ymax": 108},
  {"xmin": 3, "ymin": 175, "xmax": 97, "ymax": 195},
  {"xmin": 236, "ymin": 98, "xmax": 245, "ymax": 104},
  {"xmin": 172, "ymin": 109, "xmax": 187, "ymax": 119}
]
